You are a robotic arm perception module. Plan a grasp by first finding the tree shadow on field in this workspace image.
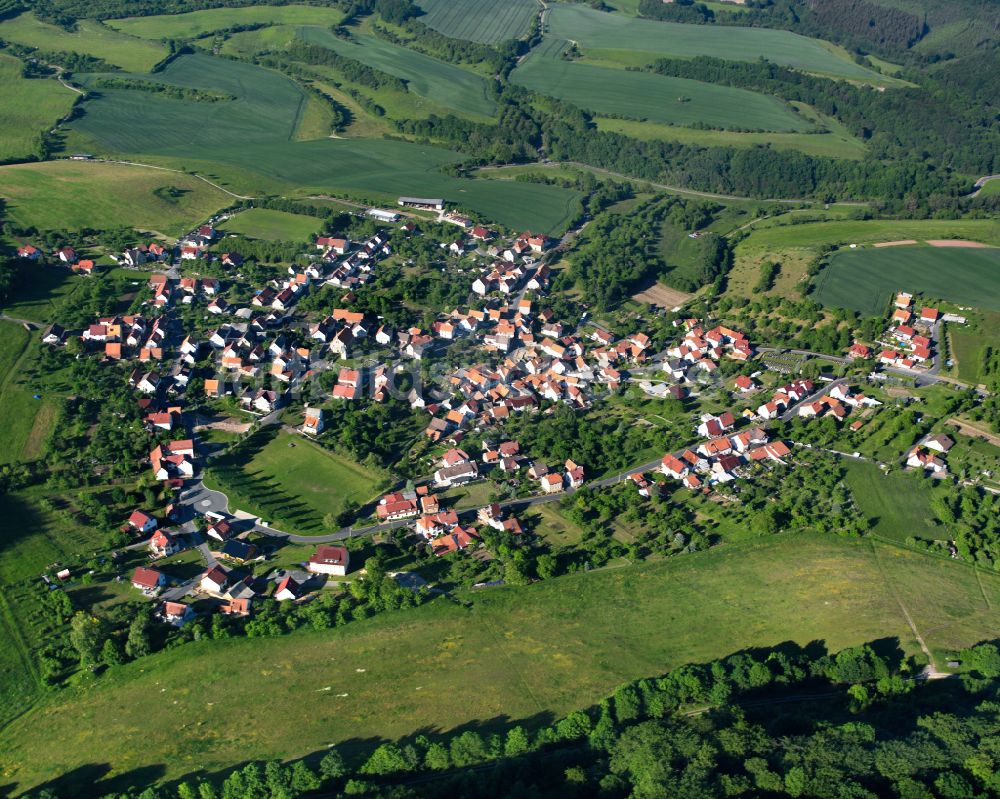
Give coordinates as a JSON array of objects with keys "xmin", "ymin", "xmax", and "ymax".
[{"xmin": 26, "ymin": 763, "xmax": 166, "ymax": 799}]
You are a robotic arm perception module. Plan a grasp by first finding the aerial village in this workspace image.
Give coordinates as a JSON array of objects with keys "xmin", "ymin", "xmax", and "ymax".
[{"xmin": 19, "ymin": 197, "xmax": 969, "ymax": 624}]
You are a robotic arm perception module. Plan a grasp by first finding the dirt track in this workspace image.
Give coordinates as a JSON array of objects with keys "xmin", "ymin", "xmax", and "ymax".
[{"xmin": 926, "ymin": 239, "xmax": 992, "ymax": 248}]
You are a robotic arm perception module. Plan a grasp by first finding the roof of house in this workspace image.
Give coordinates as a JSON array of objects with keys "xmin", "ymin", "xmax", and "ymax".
[
  {"xmin": 310, "ymin": 545, "xmax": 348, "ymax": 566},
  {"xmin": 132, "ymin": 566, "xmax": 163, "ymax": 589}
]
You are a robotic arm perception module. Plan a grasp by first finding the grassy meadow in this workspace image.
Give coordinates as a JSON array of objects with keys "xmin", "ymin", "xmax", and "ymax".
[
  {"xmin": 843, "ymin": 461, "xmax": 945, "ymax": 543},
  {"xmin": 0, "ymin": 13, "xmax": 167, "ymax": 72},
  {"xmin": 545, "ymin": 5, "xmax": 884, "ymax": 80},
  {"xmin": 0, "ymin": 160, "xmax": 232, "ymax": 236},
  {"xmin": 948, "ymin": 310, "xmax": 1000, "ymax": 385},
  {"xmin": 813, "ymin": 245, "xmax": 1000, "ymax": 316},
  {"xmin": 0, "ymin": 54, "xmax": 77, "ymax": 164},
  {"xmin": 296, "ymin": 25, "xmax": 497, "ymax": 119},
  {"xmin": 108, "ymin": 5, "xmax": 344, "ymax": 40},
  {"xmin": 204, "ymin": 430, "xmax": 389, "ymax": 534},
  {"xmin": 219, "ymin": 208, "xmax": 323, "ymax": 241},
  {"xmin": 513, "ymin": 38, "xmax": 810, "ymax": 131},
  {"xmin": 415, "ymin": 0, "xmax": 537, "ymax": 43},
  {"xmin": 3, "ymin": 531, "xmax": 1000, "ymax": 793}
]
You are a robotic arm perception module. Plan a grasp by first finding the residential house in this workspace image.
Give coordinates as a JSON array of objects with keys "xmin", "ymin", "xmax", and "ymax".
[
  {"xmin": 308, "ymin": 545, "xmax": 350, "ymax": 576},
  {"xmin": 132, "ymin": 566, "xmax": 165, "ymax": 593}
]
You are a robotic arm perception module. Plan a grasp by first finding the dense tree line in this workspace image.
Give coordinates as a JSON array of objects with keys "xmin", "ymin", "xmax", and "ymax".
[
  {"xmin": 92, "ymin": 77, "xmax": 235, "ymax": 102},
  {"xmin": 395, "ymin": 87, "xmax": 971, "ymax": 208},
  {"xmin": 278, "ymin": 39, "xmax": 408, "ymax": 93},
  {"xmin": 646, "ymin": 53, "xmax": 1000, "ymax": 178},
  {"xmin": 640, "ymin": 0, "xmax": 935, "ymax": 59},
  {"xmin": 41, "ymin": 637, "xmax": 1000, "ymax": 799}
]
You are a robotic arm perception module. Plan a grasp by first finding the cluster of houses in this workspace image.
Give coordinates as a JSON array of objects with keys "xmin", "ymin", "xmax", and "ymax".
[
  {"xmin": 878, "ymin": 292, "xmax": 938, "ymax": 368},
  {"xmin": 18, "ymin": 243, "xmax": 98, "ymax": 274},
  {"xmin": 661, "ymin": 320, "xmax": 753, "ymax": 379},
  {"xmin": 655, "ymin": 419, "xmax": 792, "ymax": 490},
  {"xmin": 79, "ymin": 314, "xmax": 169, "ymax": 362},
  {"xmin": 906, "ymin": 432, "xmax": 954, "ymax": 477},
  {"xmin": 795, "ymin": 383, "xmax": 882, "ymax": 422}
]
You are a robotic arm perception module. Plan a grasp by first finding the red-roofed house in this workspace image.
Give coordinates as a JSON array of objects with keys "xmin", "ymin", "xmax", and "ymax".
[
  {"xmin": 132, "ymin": 566, "xmax": 165, "ymax": 592},
  {"xmin": 308, "ymin": 545, "xmax": 350, "ymax": 576}
]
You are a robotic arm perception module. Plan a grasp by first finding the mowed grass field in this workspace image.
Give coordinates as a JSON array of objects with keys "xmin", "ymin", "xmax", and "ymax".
[
  {"xmin": 415, "ymin": 0, "xmax": 537, "ymax": 43},
  {"xmin": 0, "ymin": 13, "xmax": 167, "ymax": 72},
  {"xmin": 67, "ymin": 54, "xmax": 581, "ymax": 233},
  {"xmin": 219, "ymin": 208, "xmax": 323, "ymax": 241},
  {"xmin": 843, "ymin": 461, "xmax": 945, "ymax": 543},
  {"xmin": 0, "ymin": 54, "xmax": 77, "ymax": 163},
  {"xmin": 296, "ymin": 25, "xmax": 496, "ymax": 119},
  {"xmin": 545, "ymin": 5, "xmax": 884, "ymax": 80},
  {"xmin": 513, "ymin": 38, "xmax": 810, "ymax": 131},
  {"xmin": 4, "ymin": 530, "xmax": 1000, "ymax": 793},
  {"xmin": 0, "ymin": 160, "xmax": 232, "ymax": 237},
  {"xmin": 204, "ymin": 431, "xmax": 388, "ymax": 534},
  {"xmin": 108, "ymin": 5, "xmax": 344, "ymax": 40},
  {"xmin": 813, "ymin": 245, "xmax": 1000, "ymax": 315}
]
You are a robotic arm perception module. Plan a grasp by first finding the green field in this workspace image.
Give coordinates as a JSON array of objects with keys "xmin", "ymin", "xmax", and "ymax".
[
  {"xmin": 813, "ymin": 245, "xmax": 1000, "ymax": 315},
  {"xmin": 219, "ymin": 208, "xmax": 323, "ymax": 241},
  {"xmin": 595, "ymin": 101, "xmax": 867, "ymax": 159},
  {"xmin": 0, "ymin": 13, "xmax": 167, "ymax": 72},
  {"xmin": 415, "ymin": 0, "xmax": 537, "ymax": 43},
  {"xmin": 108, "ymin": 5, "xmax": 344, "ymax": 40},
  {"xmin": 204, "ymin": 430, "xmax": 388, "ymax": 534},
  {"xmin": 0, "ymin": 160, "xmax": 233, "ymax": 236},
  {"xmin": 0, "ymin": 54, "xmax": 77, "ymax": 164},
  {"xmin": 977, "ymin": 179, "xmax": 1000, "ymax": 198},
  {"xmin": 513, "ymin": 38, "xmax": 810, "ymax": 131},
  {"xmin": 949, "ymin": 310, "xmax": 1000, "ymax": 384},
  {"xmin": 843, "ymin": 461, "xmax": 945, "ymax": 542},
  {"xmin": 727, "ymin": 217, "xmax": 1000, "ymax": 301},
  {"xmin": 66, "ymin": 54, "xmax": 579, "ymax": 233},
  {"xmin": 4, "ymin": 530, "xmax": 1000, "ymax": 793},
  {"xmin": 0, "ymin": 322, "xmax": 45, "ymax": 465},
  {"xmin": 545, "ymin": 5, "xmax": 885, "ymax": 80},
  {"xmin": 296, "ymin": 25, "xmax": 496, "ymax": 119}
]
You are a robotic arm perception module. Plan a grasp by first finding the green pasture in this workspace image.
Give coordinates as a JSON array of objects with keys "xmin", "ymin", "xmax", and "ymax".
[
  {"xmin": 545, "ymin": 5, "xmax": 885, "ymax": 80},
  {"xmin": 204, "ymin": 430, "xmax": 388, "ymax": 534},
  {"xmin": 949, "ymin": 310, "xmax": 1000, "ymax": 385},
  {"xmin": 219, "ymin": 208, "xmax": 323, "ymax": 241},
  {"xmin": 66, "ymin": 54, "xmax": 580, "ymax": 233},
  {"xmin": 4, "ymin": 530, "xmax": 1000, "ymax": 793},
  {"xmin": 0, "ymin": 13, "xmax": 167, "ymax": 72},
  {"xmin": 843, "ymin": 461, "xmax": 944, "ymax": 543},
  {"xmin": 296, "ymin": 25, "xmax": 496, "ymax": 119},
  {"xmin": 813, "ymin": 245, "xmax": 1000, "ymax": 316},
  {"xmin": 107, "ymin": 5, "xmax": 344, "ymax": 40},
  {"xmin": 0, "ymin": 160, "xmax": 232, "ymax": 236},
  {"xmin": 0, "ymin": 55, "xmax": 77, "ymax": 164},
  {"xmin": 414, "ymin": 0, "xmax": 538, "ymax": 43},
  {"xmin": 513, "ymin": 38, "xmax": 810, "ymax": 132}
]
